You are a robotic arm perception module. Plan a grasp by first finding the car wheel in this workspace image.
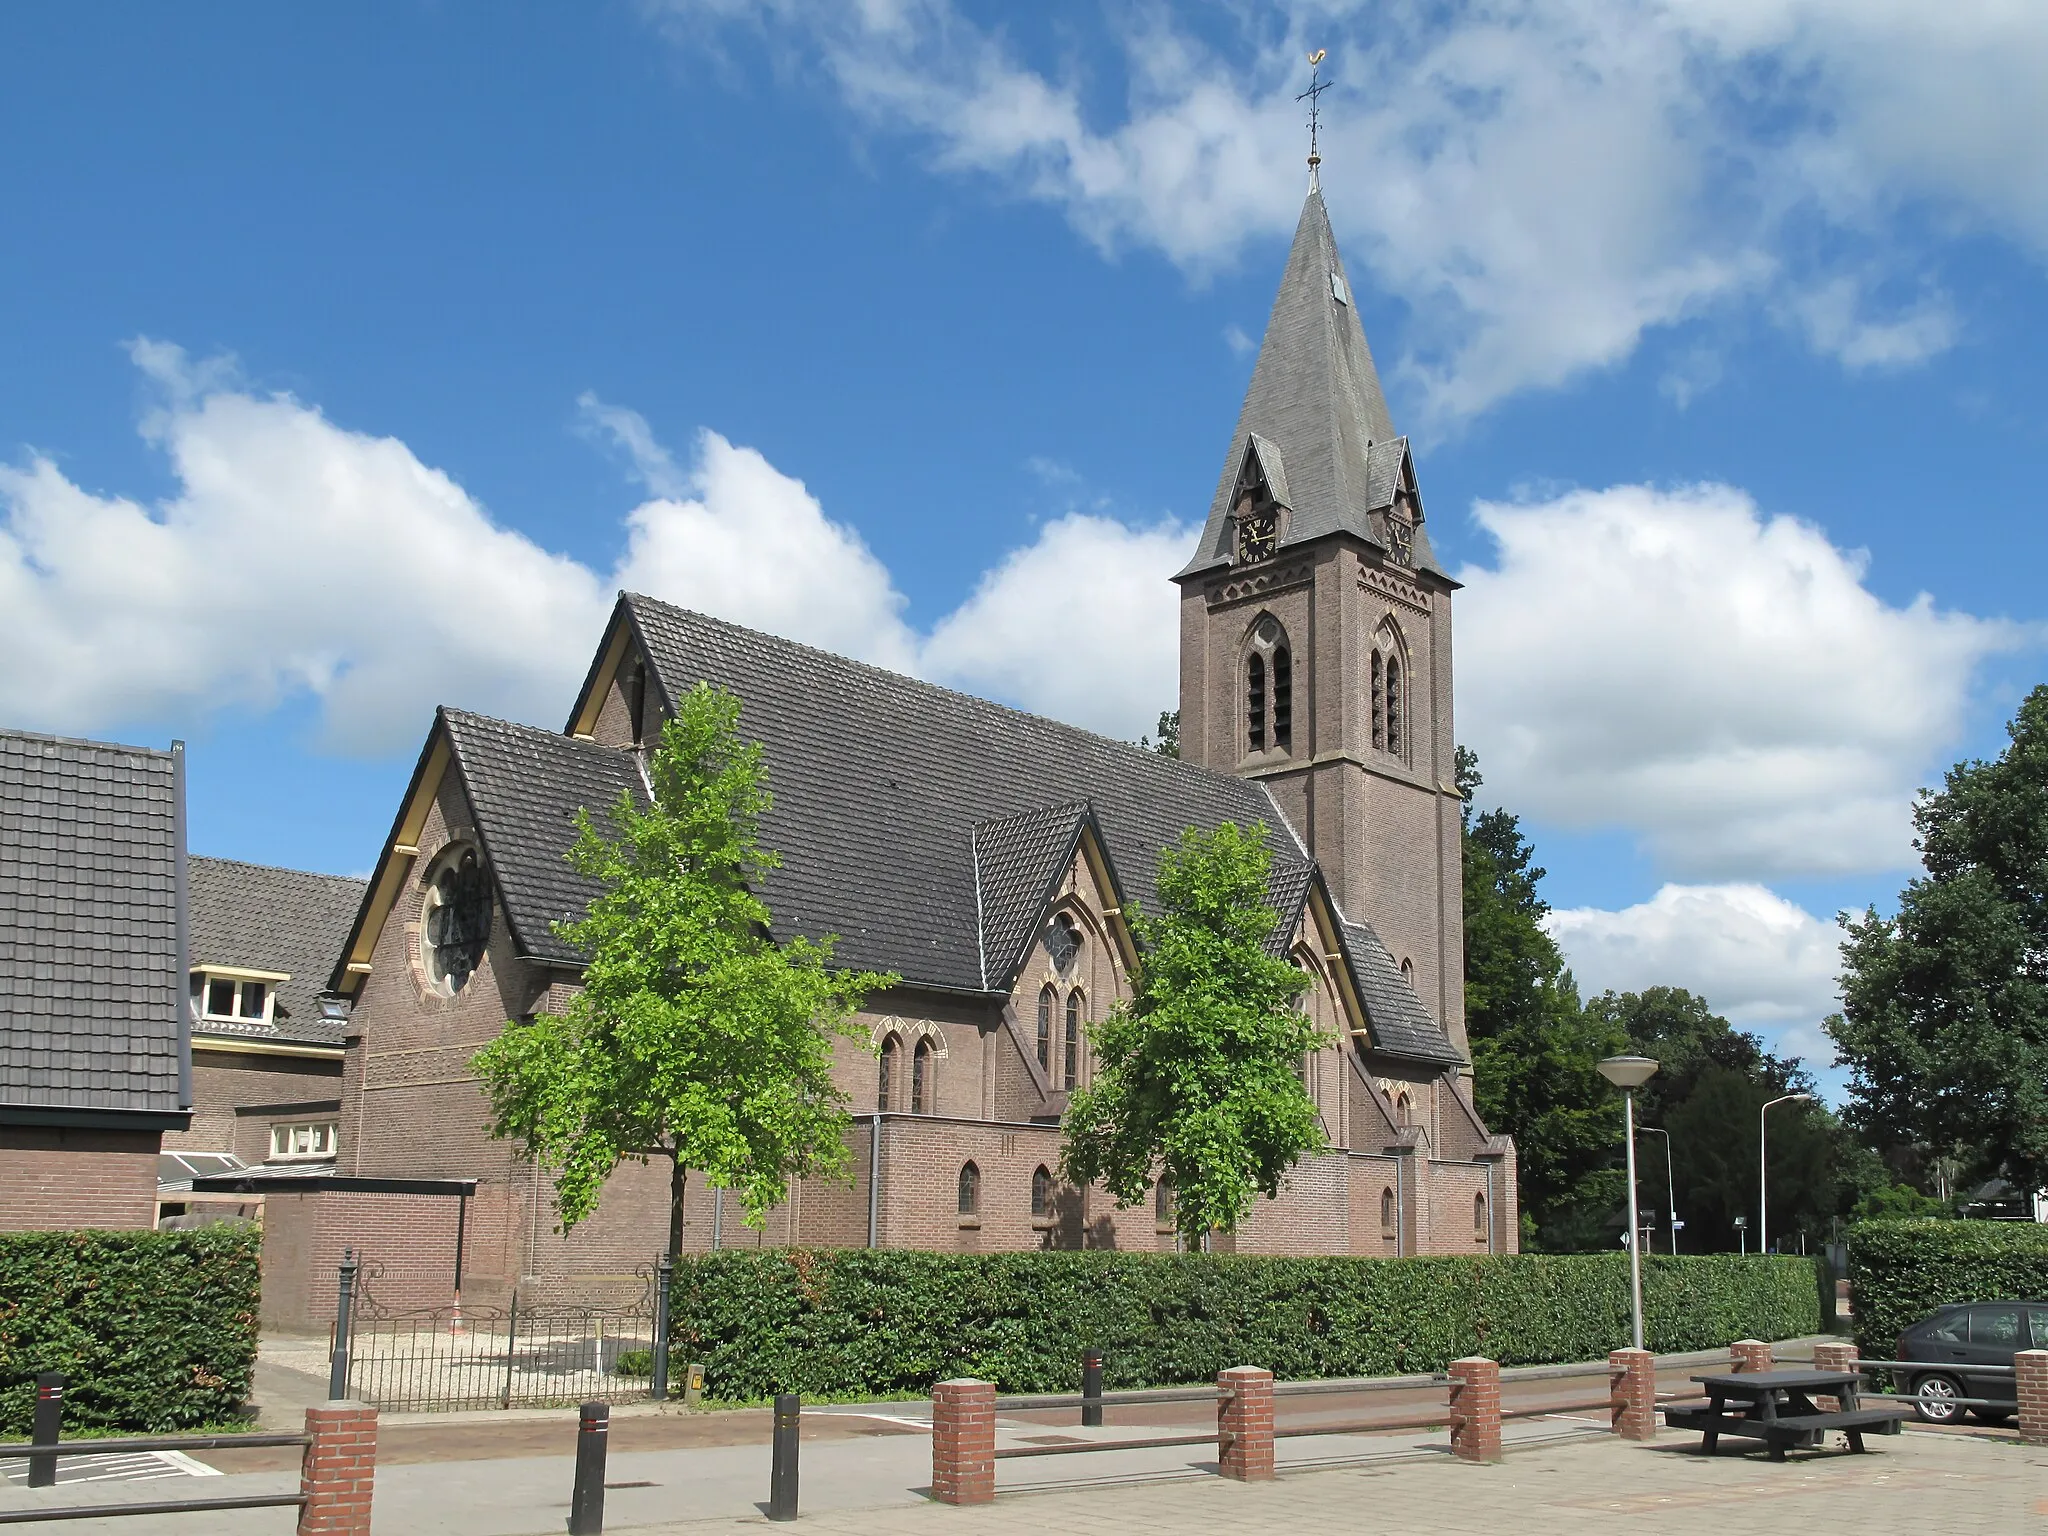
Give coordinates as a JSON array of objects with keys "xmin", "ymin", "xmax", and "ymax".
[{"xmin": 1910, "ymin": 1373, "xmax": 1966, "ymax": 1424}]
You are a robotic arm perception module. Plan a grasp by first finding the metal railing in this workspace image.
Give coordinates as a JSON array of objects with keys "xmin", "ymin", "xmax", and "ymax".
[
  {"xmin": 1847, "ymin": 1357, "xmax": 2019, "ymax": 1413},
  {"xmin": 0, "ymin": 1432, "xmax": 309, "ymax": 1526}
]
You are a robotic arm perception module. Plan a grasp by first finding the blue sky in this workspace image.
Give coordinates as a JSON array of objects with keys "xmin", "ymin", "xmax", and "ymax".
[{"xmin": 5, "ymin": 3, "xmax": 2045, "ymax": 1090}]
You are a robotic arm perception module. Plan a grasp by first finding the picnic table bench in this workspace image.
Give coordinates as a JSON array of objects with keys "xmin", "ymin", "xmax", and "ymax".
[{"xmin": 1662, "ymin": 1369, "xmax": 1911, "ymax": 1460}]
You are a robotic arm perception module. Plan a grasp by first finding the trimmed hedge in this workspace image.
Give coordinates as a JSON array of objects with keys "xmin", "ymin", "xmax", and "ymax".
[
  {"xmin": 1848, "ymin": 1218, "xmax": 2048, "ymax": 1357},
  {"xmin": 666, "ymin": 1248, "xmax": 1819, "ymax": 1399},
  {"xmin": 0, "ymin": 1227, "xmax": 261, "ymax": 1434}
]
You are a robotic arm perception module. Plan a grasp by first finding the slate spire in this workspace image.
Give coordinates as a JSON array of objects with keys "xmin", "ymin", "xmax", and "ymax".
[{"xmin": 1178, "ymin": 187, "xmax": 1444, "ymax": 579}]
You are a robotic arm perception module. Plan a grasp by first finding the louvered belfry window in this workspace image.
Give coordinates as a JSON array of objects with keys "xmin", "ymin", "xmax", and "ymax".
[
  {"xmin": 1272, "ymin": 646, "xmax": 1293, "ymax": 751},
  {"xmin": 1386, "ymin": 655, "xmax": 1404, "ymax": 757},
  {"xmin": 1247, "ymin": 653, "xmax": 1267, "ymax": 750},
  {"xmin": 1371, "ymin": 652, "xmax": 1386, "ymax": 751}
]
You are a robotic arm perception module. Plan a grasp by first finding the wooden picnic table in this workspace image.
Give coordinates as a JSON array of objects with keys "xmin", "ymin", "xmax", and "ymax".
[{"xmin": 1662, "ymin": 1369, "xmax": 1910, "ymax": 1460}]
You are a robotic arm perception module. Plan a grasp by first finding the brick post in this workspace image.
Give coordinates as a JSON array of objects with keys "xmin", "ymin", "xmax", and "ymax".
[
  {"xmin": 930, "ymin": 1379, "xmax": 996, "ymax": 1506},
  {"xmin": 1608, "ymin": 1348, "xmax": 1656, "ymax": 1441},
  {"xmin": 299, "ymin": 1402, "xmax": 376, "ymax": 1536},
  {"xmin": 1730, "ymin": 1339, "xmax": 1773, "ymax": 1374},
  {"xmin": 1447, "ymin": 1357, "xmax": 1502, "ymax": 1464},
  {"xmin": 1216, "ymin": 1366, "xmax": 1274, "ymax": 1481},
  {"xmin": 2016, "ymin": 1350, "xmax": 2048, "ymax": 1448},
  {"xmin": 1812, "ymin": 1340, "xmax": 1858, "ymax": 1412}
]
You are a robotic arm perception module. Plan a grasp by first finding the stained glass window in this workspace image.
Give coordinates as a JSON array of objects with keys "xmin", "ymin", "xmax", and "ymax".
[
  {"xmin": 423, "ymin": 848, "xmax": 492, "ymax": 994},
  {"xmin": 1044, "ymin": 913, "xmax": 1081, "ymax": 972}
]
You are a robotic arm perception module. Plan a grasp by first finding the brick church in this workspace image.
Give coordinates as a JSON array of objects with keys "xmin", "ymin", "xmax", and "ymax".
[{"xmin": 309, "ymin": 182, "xmax": 1517, "ymax": 1309}]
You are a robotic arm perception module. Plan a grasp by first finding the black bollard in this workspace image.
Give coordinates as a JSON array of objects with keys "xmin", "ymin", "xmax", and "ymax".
[
  {"xmin": 28, "ymin": 1373, "xmax": 63, "ymax": 1488},
  {"xmin": 1081, "ymin": 1350, "xmax": 1104, "ymax": 1428},
  {"xmin": 328, "ymin": 1248, "xmax": 358, "ymax": 1401},
  {"xmin": 568, "ymin": 1400, "xmax": 610, "ymax": 1535},
  {"xmin": 767, "ymin": 1393, "xmax": 800, "ymax": 1521},
  {"xmin": 650, "ymin": 1258, "xmax": 672, "ymax": 1403}
]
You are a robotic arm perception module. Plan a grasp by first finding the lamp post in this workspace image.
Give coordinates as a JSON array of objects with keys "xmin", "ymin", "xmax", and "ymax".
[
  {"xmin": 1759, "ymin": 1092, "xmax": 1813, "ymax": 1255},
  {"xmin": 1640, "ymin": 1126, "xmax": 1678, "ymax": 1255},
  {"xmin": 1597, "ymin": 1055, "xmax": 1660, "ymax": 1351}
]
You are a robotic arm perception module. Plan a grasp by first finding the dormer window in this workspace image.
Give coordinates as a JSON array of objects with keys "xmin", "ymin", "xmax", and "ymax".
[{"xmin": 191, "ymin": 967, "xmax": 287, "ymax": 1027}]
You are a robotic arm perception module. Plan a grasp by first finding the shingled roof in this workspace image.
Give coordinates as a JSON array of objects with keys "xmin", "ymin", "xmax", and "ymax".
[
  {"xmin": 622, "ymin": 596, "xmax": 1307, "ymax": 992},
  {"xmin": 0, "ymin": 729, "xmax": 188, "ymax": 1124},
  {"xmin": 187, "ymin": 858, "xmax": 367, "ymax": 1045},
  {"xmin": 1178, "ymin": 188, "xmax": 1447, "ymax": 582}
]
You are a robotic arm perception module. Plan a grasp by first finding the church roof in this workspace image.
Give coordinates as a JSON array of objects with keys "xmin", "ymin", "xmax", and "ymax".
[
  {"xmin": 442, "ymin": 709, "xmax": 644, "ymax": 967},
  {"xmin": 1178, "ymin": 189, "xmax": 1449, "ymax": 582},
  {"xmin": 622, "ymin": 596, "xmax": 1296, "ymax": 993}
]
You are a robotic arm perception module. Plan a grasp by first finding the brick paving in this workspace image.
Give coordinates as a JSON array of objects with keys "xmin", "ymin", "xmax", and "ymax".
[{"xmin": 641, "ymin": 1427, "xmax": 2043, "ymax": 1536}]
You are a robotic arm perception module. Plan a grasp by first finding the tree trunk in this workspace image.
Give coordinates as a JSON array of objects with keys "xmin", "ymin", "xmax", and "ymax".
[{"xmin": 668, "ymin": 1151, "xmax": 687, "ymax": 1262}]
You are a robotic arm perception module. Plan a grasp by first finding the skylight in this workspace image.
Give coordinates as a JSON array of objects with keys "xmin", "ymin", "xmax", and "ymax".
[{"xmin": 1330, "ymin": 271, "xmax": 1350, "ymax": 306}]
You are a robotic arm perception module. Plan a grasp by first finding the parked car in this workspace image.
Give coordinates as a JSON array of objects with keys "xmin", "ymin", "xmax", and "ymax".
[{"xmin": 1896, "ymin": 1301, "xmax": 2045, "ymax": 1422}]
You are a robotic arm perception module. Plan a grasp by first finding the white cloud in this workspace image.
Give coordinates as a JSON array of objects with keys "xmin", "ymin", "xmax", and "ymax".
[
  {"xmin": 651, "ymin": 0, "xmax": 2048, "ymax": 421},
  {"xmin": 1548, "ymin": 882, "xmax": 1843, "ymax": 1059},
  {"xmin": 590, "ymin": 399, "xmax": 923, "ymax": 676},
  {"xmin": 0, "ymin": 349, "xmax": 1181, "ymax": 752},
  {"xmin": 1782, "ymin": 278, "xmax": 1959, "ymax": 371},
  {"xmin": 0, "ymin": 343, "xmax": 610, "ymax": 755},
  {"xmin": 923, "ymin": 512, "xmax": 1192, "ymax": 737},
  {"xmin": 1455, "ymin": 481, "xmax": 2021, "ymax": 877}
]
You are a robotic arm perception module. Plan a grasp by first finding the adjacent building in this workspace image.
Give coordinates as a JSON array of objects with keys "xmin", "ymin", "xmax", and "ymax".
[{"xmin": 0, "ymin": 728, "xmax": 191, "ymax": 1231}]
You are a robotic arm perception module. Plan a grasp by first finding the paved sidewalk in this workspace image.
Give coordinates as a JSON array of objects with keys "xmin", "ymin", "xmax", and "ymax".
[{"xmin": 1, "ymin": 1418, "xmax": 2035, "ymax": 1534}]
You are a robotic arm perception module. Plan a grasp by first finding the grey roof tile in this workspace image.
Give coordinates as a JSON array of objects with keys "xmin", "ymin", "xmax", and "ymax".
[
  {"xmin": 1337, "ymin": 919, "xmax": 1463, "ymax": 1064},
  {"xmin": 187, "ymin": 858, "xmax": 367, "ymax": 1045},
  {"xmin": 626, "ymin": 597, "xmax": 1303, "ymax": 992},
  {"xmin": 0, "ymin": 728, "xmax": 183, "ymax": 1113},
  {"xmin": 442, "ymin": 710, "xmax": 645, "ymax": 966},
  {"xmin": 972, "ymin": 802, "xmax": 1089, "ymax": 990}
]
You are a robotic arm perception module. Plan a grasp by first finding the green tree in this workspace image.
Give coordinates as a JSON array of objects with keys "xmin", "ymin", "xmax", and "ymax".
[
  {"xmin": 471, "ymin": 683, "xmax": 894, "ymax": 1259},
  {"xmin": 1458, "ymin": 748, "xmax": 1627, "ymax": 1249},
  {"xmin": 1139, "ymin": 709, "xmax": 1180, "ymax": 759},
  {"xmin": 1060, "ymin": 821, "xmax": 1323, "ymax": 1245},
  {"xmin": 1586, "ymin": 987, "xmax": 1887, "ymax": 1253},
  {"xmin": 1830, "ymin": 685, "xmax": 2048, "ymax": 1194}
]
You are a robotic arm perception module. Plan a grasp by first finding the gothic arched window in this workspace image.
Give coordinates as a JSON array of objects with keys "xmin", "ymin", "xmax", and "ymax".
[
  {"xmin": 958, "ymin": 1161, "xmax": 981, "ymax": 1216},
  {"xmin": 912, "ymin": 1038, "xmax": 932, "ymax": 1114},
  {"xmin": 1036, "ymin": 985, "xmax": 1055, "ymax": 1074},
  {"xmin": 1474, "ymin": 1191, "xmax": 1489, "ymax": 1235},
  {"xmin": 1246, "ymin": 653, "xmax": 1268, "ymax": 751},
  {"xmin": 1064, "ymin": 989, "xmax": 1083, "ymax": 1087},
  {"xmin": 1381, "ymin": 1186, "xmax": 1396, "ymax": 1230},
  {"xmin": 1155, "ymin": 1177, "xmax": 1175, "ymax": 1223},
  {"xmin": 877, "ymin": 1034, "xmax": 900, "ymax": 1112},
  {"xmin": 1272, "ymin": 645, "xmax": 1293, "ymax": 752},
  {"xmin": 1395, "ymin": 1091, "xmax": 1413, "ymax": 1126},
  {"xmin": 1031, "ymin": 1166, "xmax": 1054, "ymax": 1218}
]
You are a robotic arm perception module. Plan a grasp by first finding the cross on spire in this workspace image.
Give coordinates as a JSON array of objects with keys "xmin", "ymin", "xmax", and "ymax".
[{"xmin": 1297, "ymin": 49, "xmax": 1330, "ymax": 188}]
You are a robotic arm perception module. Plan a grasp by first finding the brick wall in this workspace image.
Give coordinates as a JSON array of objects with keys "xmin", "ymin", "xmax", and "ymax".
[
  {"xmin": 168, "ymin": 1048, "xmax": 343, "ymax": 1161},
  {"xmin": 0, "ymin": 1125, "xmax": 161, "ymax": 1231}
]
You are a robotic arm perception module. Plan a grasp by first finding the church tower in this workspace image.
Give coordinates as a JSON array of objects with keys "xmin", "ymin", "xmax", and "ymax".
[{"xmin": 1173, "ymin": 185, "xmax": 1468, "ymax": 1059}]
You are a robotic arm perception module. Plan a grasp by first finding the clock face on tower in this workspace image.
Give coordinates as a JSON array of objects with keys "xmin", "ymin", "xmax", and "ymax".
[{"xmin": 1237, "ymin": 511, "xmax": 1278, "ymax": 564}]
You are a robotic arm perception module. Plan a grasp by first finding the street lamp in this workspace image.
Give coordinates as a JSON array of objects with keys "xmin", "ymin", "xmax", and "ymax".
[
  {"xmin": 1597, "ymin": 1055, "xmax": 1659, "ymax": 1350},
  {"xmin": 1759, "ymin": 1093, "xmax": 1813, "ymax": 1255},
  {"xmin": 1640, "ymin": 1126, "xmax": 1678, "ymax": 1255}
]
